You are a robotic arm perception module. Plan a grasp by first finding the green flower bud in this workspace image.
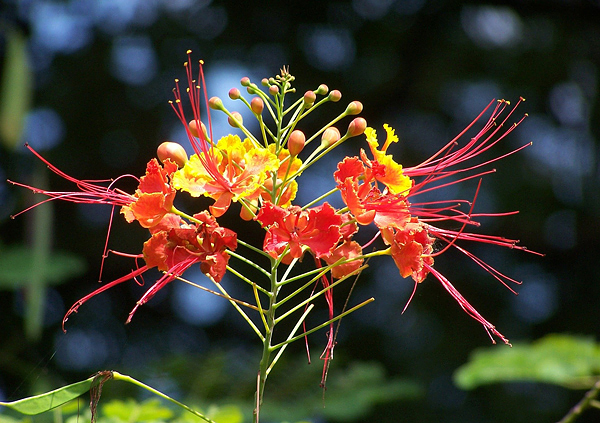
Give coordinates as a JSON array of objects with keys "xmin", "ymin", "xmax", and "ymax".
[
  {"xmin": 228, "ymin": 111, "xmax": 243, "ymax": 128},
  {"xmin": 328, "ymin": 90, "xmax": 342, "ymax": 102},
  {"xmin": 321, "ymin": 126, "xmax": 341, "ymax": 148},
  {"xmin": 261, "ymin": 78, "xmax": 269, "ymax": 86},
  {"xmin": 345, "ymin": 101, "xmax": 363, "ymax": 115},
  {"xmin": 346, "ymin": 117, "xmax": 367, "ymax": 137},
  {"xmin": 240, "ymin": 77, "xmax": 251, "ymax": 87},
  {"xmin": 315, "ymin": 84, "xmax": 329, "ymax": 95},
  {"xmin": 208, "ymin": 96, "xmax": 224, "ymax": 110},
  {"xmin": 269, "ymin": 85, "xmax": 279, "ymax": 96},
  {"xmin": 303, "ymin": 91, "xmax": 316, "ymax": 108}
]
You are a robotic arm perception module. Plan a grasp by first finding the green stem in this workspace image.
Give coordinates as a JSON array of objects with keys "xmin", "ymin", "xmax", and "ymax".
[
  {"xmin": 228, "ymin": 250, "xmax": 271, "ymax": 279},
  {"xmin": 237, "ymin": 238, "xmax": 272, "ymax": 260},
  {"xmin": 111, "ymin": 372, "xmax": 218, "ymax": 423},
  {"xmin": 275, "ymin": 265, "xmax": 368, "ymax": 323},
  {"xmin": 558, "ymin": 379, "xmax": 600, "ymax": 423},
  {"xmin": 174, "ymin": 274, "xmax": 264, "ymax": 341},
  {"xmin": 266, "ymin": 304, "xmax": 314, "ymax": 377},
  {"xmin": 271, "ymin": 298, "xmax": 375, "ymax": 350},
  {"xmin": 301, "ymin": 186, "xmax": 340, "ymax": 210},
  {"xmin": 225, "ymin": 265, "xmax": 270, "ymax": 295},
  {"xmin": 254, "ymin": 257, "xmax": 279, "ymax": 423}
]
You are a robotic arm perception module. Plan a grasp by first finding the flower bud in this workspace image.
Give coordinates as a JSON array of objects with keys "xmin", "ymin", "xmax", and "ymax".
[
  {"xmin": 328, "ymin": 90, "xmax": 342, "ymax": 102},
  {"xmin": 346, "ymin": 117, "xmax": 367, "ymax": 137},
  {"xmin": 315, "ymin": 84, "xmax": 329, "ymax": 95},
  {"xmin": 261, "ymin": 78, "xmax": 269, "ymax": 87},
  {"xmin": 269, "ymin": 85, "xmax": 279, "ymax": 96},
  {"xmin": 228, "ymin": 111, "xmax": 243, "ymax": 128},
  {"xmin": 157, "ymin": 141, "xmax": 188, "ymax": 168},
  {"xmin": 240, "ymin": 77, "xmax": 251, "ymax": 87},
  {"xmin": 188, "ymin": 119, "xmax": 208, "ymax": 139},
  {"xmin": 303, "ymin": 90, "xmax": 316, "ymax": 108},
  {"xmin": 321, "ymin": 126, "xmax": 341, "ymax": 148},
  {"xmin": 208, "ymin": 96, "xmax": 223, "ymax": 110},
  {"xmin": 345, "ymin": 101, "xmax": 363, "ymax": 115},
  {"xmin": 287, "ymin": 130, "xmax": 306, "ymax": 156},
  {"xmin": 229, "ymin": 88, "xmax": 241, "ymax": 100},
  {"xmin": 251, "ymin": 97, "xmax": 264, "ymax": 114}
]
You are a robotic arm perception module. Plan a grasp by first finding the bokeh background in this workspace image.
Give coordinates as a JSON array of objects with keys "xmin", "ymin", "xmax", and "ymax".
[{"xmin": 1, "ymin": 0, "xmax": 599, "ymax": 422}]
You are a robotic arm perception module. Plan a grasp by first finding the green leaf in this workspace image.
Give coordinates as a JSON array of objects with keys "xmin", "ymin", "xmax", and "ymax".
[
  {"xmin": 202, "ymin": 405, "xmax": 243, "ymax": 423},
  {"xmin": 0, "ymin": 415, "xmax": 30, "ymax": 423},
  {"xmin": 0, "ymin": 377, "xmax": 95, "ymax": 415},
  {"xmin": 102, "ymin": 398, "xmax": 174, "ymax": 423},
  {"xmin": 261, "ymin": 360, "xmax": 422, "ymax": 422},
  {"xmin": 0, "ymin": 245, "xmax": 86, "ymax": 290},
  {"xmin": 454, "ymin": 334, "xmax": 600, "ymax": 390}
]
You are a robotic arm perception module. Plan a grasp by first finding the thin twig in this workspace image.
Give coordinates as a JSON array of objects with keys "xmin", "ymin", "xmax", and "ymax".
[{"xmin": 557, "ymin": 379, "xmax": 600, "ymax": 423}]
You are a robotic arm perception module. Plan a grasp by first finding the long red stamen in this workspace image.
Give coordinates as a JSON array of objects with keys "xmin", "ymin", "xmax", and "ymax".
[
  {"xmin": 8, "ymin": 144, "xmax": 136, "ymax": 219},
  {"xmin": 169, "ymin": 52, "xmax": 231, "ymax": 190},
  {"xmin": 63, "ymin": 265, "xmax": 148, "ymax": 332},
  {"xmin": 425, "ymin": 263, "xmax": 511, "ymax": 345}
]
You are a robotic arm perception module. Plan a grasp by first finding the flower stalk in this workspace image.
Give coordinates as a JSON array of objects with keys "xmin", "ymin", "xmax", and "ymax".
[{"xmin": 9, "ymin": 52, "xmax": 539, "ymax": 422}]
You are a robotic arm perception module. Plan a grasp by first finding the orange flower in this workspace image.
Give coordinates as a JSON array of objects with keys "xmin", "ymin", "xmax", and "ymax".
[
  {"xmin": 381, "ymin": 218, "xmax": 434, "ymax": 283},
  {"xmin": 63, "ymin": 211, "xmax": 237, "ymax": 329},
  {"xmin": 121, "ymin": 158, "xmax": 178, "ymax": 228}
]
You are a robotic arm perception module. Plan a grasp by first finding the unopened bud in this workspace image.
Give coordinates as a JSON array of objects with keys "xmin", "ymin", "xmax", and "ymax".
[
  {"xmin": 229, "ymin": 88, "xmax": 241, "ymax": 100},
  {"xmin": 303, "ymin": 91, "xmax": 316, "ymax": 108},
  {"xmin": 321, "ymin": 126, "xmax": 341, "ymax": 148},
  {"xmin": 346, "ymin": 117, "xmax": 367, "ymax": 137},
  {"xmin": 251, "ymin": 97, "xmax": 264, "ymax": 114},
  {"xmin": 240, "ymin": 77, "xmax": 251, "ymax": 87},
  {"xmin": 328, "ymin": 90, "xmax": 342, "ymax": 102},
  {"xmin": 288, "ymin": 130, "xmax": 306, "ymax": 156},
  {"xmin": 208, "ymin": 96, "xmax": 223, "ymax": 110},
  {"xmin": 157, "ymin": 142, "xmax": 188, "ymax": 168},
  {"xmin": 228, "ymin": 111, "xmax": 243, "ymax": 128},
  {"xmin": 269, "ymin": 85, "xmax": 279, "ymax": 96},
  {"xmin": 315, "ymin": 84, "xmax": 329, "ymax": 95},
  {"xmin": 188, "ymin": 119, "xmax": 208, "ymax": 139},
  {"xmin": 261, "ymin": 78, "xmax": 269, "ymax": 87},
  {"xmin": 345, "ymin": 101, "xmax": 363, "ymax": 115}
]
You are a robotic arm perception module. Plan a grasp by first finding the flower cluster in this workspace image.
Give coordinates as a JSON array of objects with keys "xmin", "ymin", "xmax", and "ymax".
[{"xmin": 10, "ymin": 52, "xmax": 537, "ymax": 403}]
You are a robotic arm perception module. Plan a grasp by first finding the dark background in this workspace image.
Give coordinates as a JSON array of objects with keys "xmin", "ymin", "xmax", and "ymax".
[{"xmin": 1, "ymin": 0, "xmax": 599, "ymax": 422}]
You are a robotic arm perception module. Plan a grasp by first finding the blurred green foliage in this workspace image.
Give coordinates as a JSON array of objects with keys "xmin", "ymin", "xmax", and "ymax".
[
  {"xmin": 454, "ymin": 334, "xmax": 600, "ymax": 390},
  {"xmin": 0, "ymin": 245, "xmax": 85, "ymax": 290}
]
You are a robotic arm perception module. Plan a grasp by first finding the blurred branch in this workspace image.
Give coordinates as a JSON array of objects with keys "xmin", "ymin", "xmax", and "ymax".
[{"xmin": 558, "ymin": 379, "xmax": 600, "ymax": 423}]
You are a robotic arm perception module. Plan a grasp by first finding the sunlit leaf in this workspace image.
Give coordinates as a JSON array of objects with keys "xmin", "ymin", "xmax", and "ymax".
[
  {"xmin": 101, "ymin": 398, "xmax": 174, "ymax": 422},
  {"xmin": 0, "ymin": 415, "xmax": 29, "ymax": 423},
  {"xmin": 454, "ymin": 334, "xmax": 600, "ymax": 390},
  {"xmin": 0, "ymin": 245, "xmax": 86, "ymax": 289},
  {"xmin": 203, "ymin": 405, "xmax": 243, "ymax": 423},
  {"xmin": 0, "ymin": 377, "xmax": 95, "ymax": 415}
]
